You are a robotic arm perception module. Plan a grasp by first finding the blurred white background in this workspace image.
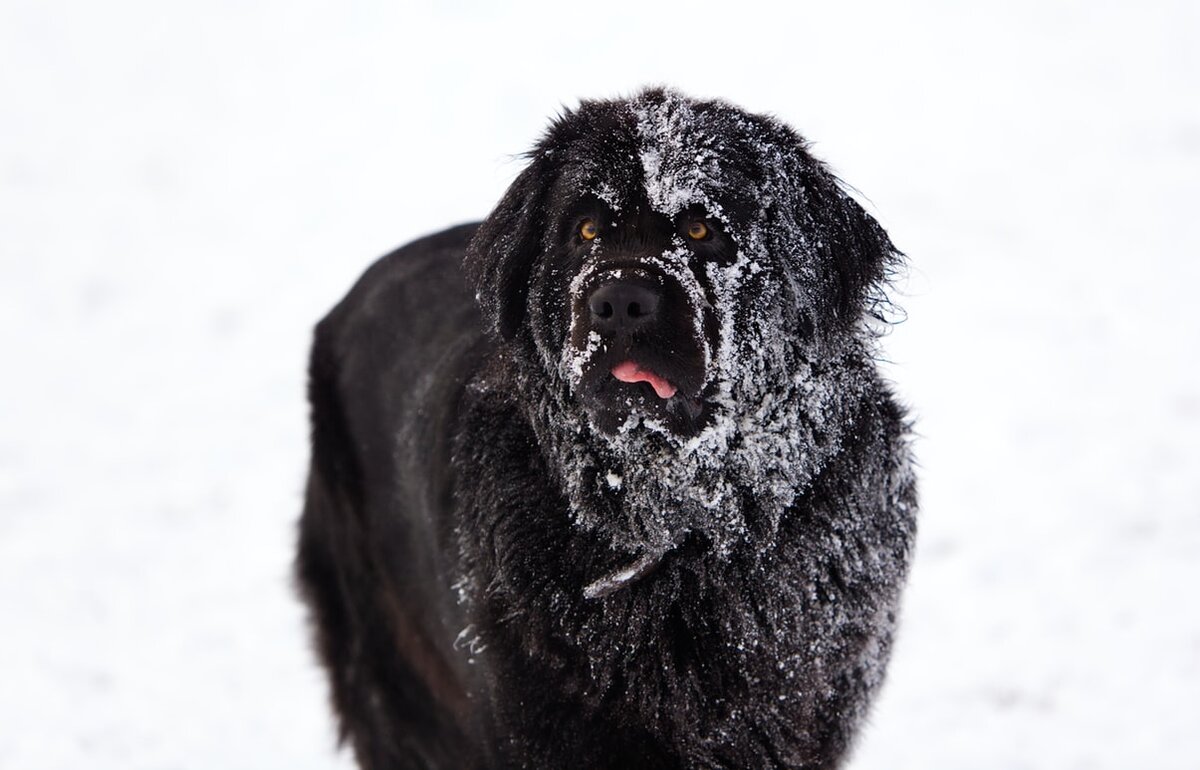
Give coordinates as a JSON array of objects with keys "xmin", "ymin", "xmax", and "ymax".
[{"xmin": 2, "ymin": 1, "xmax": 1198, "ymax": 768}]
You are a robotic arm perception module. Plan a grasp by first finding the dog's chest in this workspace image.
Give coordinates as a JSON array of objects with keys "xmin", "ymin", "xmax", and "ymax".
[{"xmin": 569, "ymin": 555, "xmax": 810, "ymax": 713}]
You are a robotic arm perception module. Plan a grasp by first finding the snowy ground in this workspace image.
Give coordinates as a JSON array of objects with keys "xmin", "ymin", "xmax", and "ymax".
[{"xmin": 2, "ymin": 1, "xmax": 1198, "ymax": 768}]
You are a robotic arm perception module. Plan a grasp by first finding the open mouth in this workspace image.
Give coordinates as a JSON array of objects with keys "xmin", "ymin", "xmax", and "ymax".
[
  {"xmin": 611, "ymin": 360, "xmax": 677, "ymax": 399},
  {"xmin": 590, "ymin": 355, "xmax": 700, "ymax": 431}
]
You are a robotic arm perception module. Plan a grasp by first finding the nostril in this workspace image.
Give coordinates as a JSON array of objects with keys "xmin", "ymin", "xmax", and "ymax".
[
  {"xmin": 629, "ymin": 293, "xmax": 659, "ymax": 319},
  {"xmin": 590, "ymin": 297, "xmax": 614, "ymax": 319}
]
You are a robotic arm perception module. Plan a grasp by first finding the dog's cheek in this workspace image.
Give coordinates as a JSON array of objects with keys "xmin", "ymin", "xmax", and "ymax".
[
  {"xmin": 712, "ymin": 257, "xmax": 794, "ymax": 375},
  {"xmin": 527, "ymin": 265, "xmax": 575, "ymax": 375}
]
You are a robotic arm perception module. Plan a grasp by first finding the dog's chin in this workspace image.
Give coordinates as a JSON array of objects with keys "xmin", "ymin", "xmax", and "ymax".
[{"xmin": 576, "ymin": 361, "xmax": 710, "ymax": 438}]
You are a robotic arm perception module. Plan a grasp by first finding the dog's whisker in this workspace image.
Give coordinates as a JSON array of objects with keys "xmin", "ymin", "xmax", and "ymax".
[{"xmin": 583, "ymin": 545, "xmax": 675, "ymax": 600}]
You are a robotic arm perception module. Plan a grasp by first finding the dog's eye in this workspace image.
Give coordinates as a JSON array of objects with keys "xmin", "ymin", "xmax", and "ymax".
[
  {"xmin": 687, "ymin": 221, "xmax": 709, "ymax": 241},
  {"xmin": 579, "ymin": 219, "xmax": 598, "ymax": 241}
]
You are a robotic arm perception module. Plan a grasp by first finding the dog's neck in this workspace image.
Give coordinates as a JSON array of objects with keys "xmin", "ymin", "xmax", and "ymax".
[{"xmin": 518, "ymin": 335, "xmax": 874, "ymax": 564}]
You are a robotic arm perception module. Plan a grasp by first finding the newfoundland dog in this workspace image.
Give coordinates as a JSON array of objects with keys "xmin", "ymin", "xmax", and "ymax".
[{"xmin": 296, "ymin": 88, "xmax": 917, "ymax": 769}]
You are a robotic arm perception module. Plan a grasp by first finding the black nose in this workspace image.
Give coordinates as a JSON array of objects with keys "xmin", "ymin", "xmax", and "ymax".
[{"xmin": 587, "ymin": 279, "xmax": 663, "ymax": 333}]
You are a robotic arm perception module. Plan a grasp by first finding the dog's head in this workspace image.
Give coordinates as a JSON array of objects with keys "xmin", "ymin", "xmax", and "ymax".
[
  {"xmin": 467, "ymin": 88, "xmax": 896, "ymax": 436},
  {"xmin": 465, "ymin": 88, "xmax": 900, "ymax": 551}
]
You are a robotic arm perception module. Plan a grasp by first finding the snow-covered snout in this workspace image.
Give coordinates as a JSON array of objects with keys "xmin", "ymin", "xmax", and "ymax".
[{"xmin": 564, "ymin": 206, "xmax": 719, "ymax": 436}]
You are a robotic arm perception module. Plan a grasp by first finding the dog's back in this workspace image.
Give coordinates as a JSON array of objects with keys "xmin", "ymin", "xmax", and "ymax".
[{"xmin": 297, "ymin": 222, "xmax": 493, "ymax": 769}]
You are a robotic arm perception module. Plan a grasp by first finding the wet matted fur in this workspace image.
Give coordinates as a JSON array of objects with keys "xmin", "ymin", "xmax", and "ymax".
[{"xmin": 296, "ymin": 88, "xmax": 917, "ymax": 769}]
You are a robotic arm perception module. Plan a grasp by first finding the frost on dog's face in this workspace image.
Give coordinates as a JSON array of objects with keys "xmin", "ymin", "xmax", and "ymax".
[
  {"xmin": 551, "ymin": 198, "xmax": 720, "ymax": 438},
  {"xmin": 531, "ymin": 91, "xmax": 840, "ymax": 439},
  {"xmin": 466, "ymin": 88, "xmax": 900, "ymax": 554},
  {"xmin": 527, "ymin": 95, "xmax": 782, "ymax": 440}
]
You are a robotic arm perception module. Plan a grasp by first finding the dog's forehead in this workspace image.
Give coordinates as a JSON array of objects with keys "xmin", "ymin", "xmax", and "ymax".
[{"xmin": 542, "ymin": 91, "xmax": 784, "ymax": 230}]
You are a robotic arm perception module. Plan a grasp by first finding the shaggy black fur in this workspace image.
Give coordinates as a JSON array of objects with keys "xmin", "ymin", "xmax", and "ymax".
[{"xmin": 296, "ymin": 88, "xmax": 917, "ymax": 769}]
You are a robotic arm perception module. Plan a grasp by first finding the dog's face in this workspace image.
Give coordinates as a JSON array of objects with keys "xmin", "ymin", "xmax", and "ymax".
[
  {"xmin": 465, "ymin": 89, "xmax": 898, "ymax": 553},
  {"xmin": 468, "ymin": 89, "xmax": 896, "ymax": 441},
  {"xmin": 554, "ymin": 196, "xmax": 727, "ymax": 436}
]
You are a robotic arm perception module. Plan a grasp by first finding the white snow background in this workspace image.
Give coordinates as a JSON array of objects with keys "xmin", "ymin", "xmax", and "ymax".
[{"xmin": 2, "ymin": 1, "xmax": 1198, "ymax": 768}]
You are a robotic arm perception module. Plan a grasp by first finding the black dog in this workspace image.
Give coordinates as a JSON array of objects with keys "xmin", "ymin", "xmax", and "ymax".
[{"xmin": 296, "ymin": 88, "xmax": 917, "ymax": 769}]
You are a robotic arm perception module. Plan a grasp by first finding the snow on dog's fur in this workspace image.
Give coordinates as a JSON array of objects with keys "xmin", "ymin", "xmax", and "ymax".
[{"xmin": 298, "ymin": 88, "xmax": 917, "ymax": 769}]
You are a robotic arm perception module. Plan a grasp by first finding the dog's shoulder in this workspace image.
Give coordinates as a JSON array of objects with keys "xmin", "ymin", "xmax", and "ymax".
[
  {"xmin": 316, "ymin": 221, "xmax": 482, "ymax": 344},
  {"xmin": 307, "ymin": 222, "xmax": 492, "ymax": 518}
]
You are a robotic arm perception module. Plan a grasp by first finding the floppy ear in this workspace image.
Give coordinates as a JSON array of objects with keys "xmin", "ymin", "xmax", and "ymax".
[
  {"xmin": 798, "ymin": 159, "xmax": 901, "ymax": 325},
  {"xmin": 464, "ymin": 155, "xmax": 553, "ymax": 341}
]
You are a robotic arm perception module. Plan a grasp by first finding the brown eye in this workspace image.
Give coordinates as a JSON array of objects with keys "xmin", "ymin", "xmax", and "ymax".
[
  {"xmin": 687, "ymin": 221, "xmax": 709, "ymax": 240},
  {"xmin": 579, "ymin": 219, "xmax": 598, "ymax": 241}
]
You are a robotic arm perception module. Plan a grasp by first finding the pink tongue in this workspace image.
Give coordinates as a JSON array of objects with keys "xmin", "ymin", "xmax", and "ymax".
[{"xmin": 612, "ymin": 361, "xmax": 677, "ymax": 399}]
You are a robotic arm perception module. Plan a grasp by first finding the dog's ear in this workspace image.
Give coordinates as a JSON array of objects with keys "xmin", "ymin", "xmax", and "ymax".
[
  {"xmin": 465, "ymin": 155, "xmax": 553, "ymax": 341},
  {"xmin": 795, "ymin": 157, "xmax": 901, "ymax": 326}
]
